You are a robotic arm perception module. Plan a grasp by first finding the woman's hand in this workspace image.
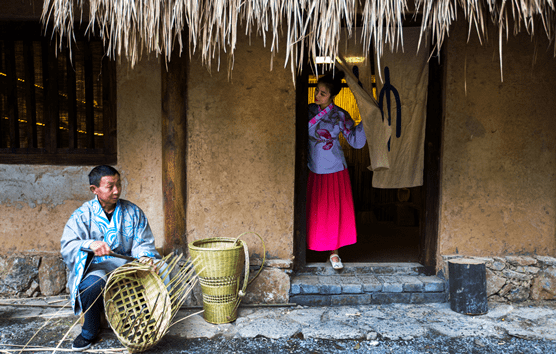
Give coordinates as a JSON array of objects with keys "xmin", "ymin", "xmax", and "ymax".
[{"xmin": 90, "ymin": 241, "xmax": 111, "ymax": 256}]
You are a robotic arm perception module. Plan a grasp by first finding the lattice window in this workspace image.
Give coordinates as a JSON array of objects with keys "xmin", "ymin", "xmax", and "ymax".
[{"xmin": 0, "ymin": 22, "xmax": 116, "ymax": 165}]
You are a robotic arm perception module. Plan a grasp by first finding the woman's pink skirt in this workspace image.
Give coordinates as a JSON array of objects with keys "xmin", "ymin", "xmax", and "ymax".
[{"xmin": 306, "ymin": 168, "xmax": 357, "ymax": 251}]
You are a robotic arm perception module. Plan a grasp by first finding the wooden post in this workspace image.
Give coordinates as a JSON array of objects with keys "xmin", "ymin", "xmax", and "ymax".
[
  {"xmin": 448, "ymin": 258, "xmax": 488, "ymax": 315},
  {"xmin": 161, "ymin": 51, "xmax": 188, "ymax": 256}
]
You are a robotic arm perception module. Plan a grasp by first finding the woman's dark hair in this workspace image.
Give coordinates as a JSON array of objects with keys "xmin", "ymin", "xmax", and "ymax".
[
  {"xmin": 317, "ymin": 70, "xmax": 345, "ymax": 97},
  {"xmin": 89, "ymin": 165, "xmax": 120, "ymax": 186}
]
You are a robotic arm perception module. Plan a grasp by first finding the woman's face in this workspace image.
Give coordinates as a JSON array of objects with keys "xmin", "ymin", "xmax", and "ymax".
[{"xmin": 314, "ymin": 83, "xmax": 334, "ymax": 109}]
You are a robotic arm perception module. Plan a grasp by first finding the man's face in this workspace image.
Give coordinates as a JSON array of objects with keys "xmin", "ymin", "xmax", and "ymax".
[{"xmin": 90, "ymin": 174, "xmax": 121, "ymax": 211}]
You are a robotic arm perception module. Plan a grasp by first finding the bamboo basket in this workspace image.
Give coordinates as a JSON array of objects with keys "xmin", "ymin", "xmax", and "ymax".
[
  {"xmin": 188, "ymin": 232, "xmax": 265, "ymax": 324},
  {"xmin": 103, "ymin": 254, "xmax": 198, "ymax": 353}
]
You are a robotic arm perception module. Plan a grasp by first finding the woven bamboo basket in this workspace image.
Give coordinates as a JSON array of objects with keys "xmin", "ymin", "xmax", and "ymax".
[
  {"xmin": 188, "ymin": 232, "xmax": 265, "ymax": 324},
  {"xmin": 103, "ymin": 254, "xmax": 198, "ymax": 353}
]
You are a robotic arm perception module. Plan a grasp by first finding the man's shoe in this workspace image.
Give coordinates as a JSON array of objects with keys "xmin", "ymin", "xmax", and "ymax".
[{"xmin": 72, "ymin": 334, "xmax": 93, "ymax": 351}]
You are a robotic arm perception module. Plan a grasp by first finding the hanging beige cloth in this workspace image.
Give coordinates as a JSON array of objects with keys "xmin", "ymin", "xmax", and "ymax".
[
  {"xmin": 370, "ymin": 27, "xmax": 430, "ymax": 188},
  {"xmin": 336, "ymin": 53, "xmax": 390, "ymax": 171}
]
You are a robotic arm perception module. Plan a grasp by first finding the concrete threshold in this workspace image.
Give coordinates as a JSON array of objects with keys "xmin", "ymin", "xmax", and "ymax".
[
  {"xmin": 299, "ymin": 262, "xmax": 427, "ymax": 275},
  {"xmin": 290, "ymin": 262, "xmax": 448, "ymax": 306}
]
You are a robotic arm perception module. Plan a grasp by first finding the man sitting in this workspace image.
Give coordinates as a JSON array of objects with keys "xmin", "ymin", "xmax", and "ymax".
[{"xmin": 61, "ymin": 165, "xmax": 160, "ymax": 351}]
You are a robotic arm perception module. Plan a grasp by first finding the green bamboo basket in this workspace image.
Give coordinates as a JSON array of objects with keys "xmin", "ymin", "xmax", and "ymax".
[
  {"xmin": 188, "ymin": 232, "xmax": 265, "ymax": 324},
  {"xmin": 103, "ymin": 254, "xmax": 198, "ymax": 353}
]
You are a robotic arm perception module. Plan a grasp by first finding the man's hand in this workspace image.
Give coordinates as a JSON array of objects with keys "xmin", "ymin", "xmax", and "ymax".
[
  {"xmin": 139, "ymin": 256, "xmax": 157, "ymax": 271},
  {"xmin": 90, "ymin": 241, "xmax": 111, "ymax": 256}
]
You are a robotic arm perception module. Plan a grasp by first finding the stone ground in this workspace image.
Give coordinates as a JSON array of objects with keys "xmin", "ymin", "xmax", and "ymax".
[{"xmin": 1, "ymin": 296, "xmax": 556, "ymax": 353}]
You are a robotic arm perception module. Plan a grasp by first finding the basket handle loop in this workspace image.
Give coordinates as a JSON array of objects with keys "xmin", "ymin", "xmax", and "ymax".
[
  {"xmin": 235, "ymin": 231, "xmax": 266, "ymax": 286},
  {"xmin": 234, "ymin": 232, "xmax": 266, "ymax": 299},
  {"xmin": 226, "ymin": 232, "xmax": 266, "ymax": 321}
]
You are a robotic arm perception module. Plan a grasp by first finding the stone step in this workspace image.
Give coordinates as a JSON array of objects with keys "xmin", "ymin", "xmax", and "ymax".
[
  {"xmin": 297, "ymin": 262, "xmax": 427, "ymax": 276},
  {"xmin": 289, "ymin": 272, "xmax": 448, "ymax": 306}
]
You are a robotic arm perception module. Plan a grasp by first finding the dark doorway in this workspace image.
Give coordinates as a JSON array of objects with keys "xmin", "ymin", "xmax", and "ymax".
[{"xmin": 295, "ymin": 46, "xmax": 443, "ymax": 273}]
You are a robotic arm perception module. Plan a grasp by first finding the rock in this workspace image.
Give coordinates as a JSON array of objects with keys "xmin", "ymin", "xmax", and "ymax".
[
  {"xmin": 243, "ymin": 267, "xmax": 290, "ymax": 304},
  {"xmin": 250, "ymin": 259, "xmax": 293, "ymax": 269},
  {"xmin": 535, "ymin": 256, "xmax": 556, "ymax": 267},
  {"xmin": 25, "ymin": 280, "xmax": 40, "ymax": 297},
  {"xmin": 238, "ymin": 318, "xmax": 301, "ymax": 339},
  {"xmin": 366, "ymin": 331, "xmax": 378, "ymax": 340},
  {"xmin": 531, "ymin": 267, "xmax": 556, "ymax": 300},
  {"xmin": 486, "ymin": 268, "xmax": 506, "ymax": 296},
  {"xmin": 0, "ymin": 256, "xmax": 40, "ymax": 296},
  {"xmin": 499, "ymin": 283, "xmax": 515, "ymax": 297},
  {"xmin": 515, "ymin": 266, "xmax": 540, "ymax": 274},
  {"xmin": 505, "ymin": 285, "xmax": 530, "ymax": 302},
  {"xmin": 38, "ymin": 256, "xmax": 67, "ymax": 296},
  {"xmin": 502, "ymin": 269, "xmax": 532, "ymax": 281},
  {"xmin": 485, "ymin": 258, "xmax": 506, "ymax": 271},
  {"xmin": 505, "ymin": 256, "xmax": 537, "ymax": 267},
  {"xmin": 473, "ymin": 257, "xmax": 493, "ymax": 266},
  {"xmin": 487, "ymin": 295, "xmax": 506, "ymax": 302}
]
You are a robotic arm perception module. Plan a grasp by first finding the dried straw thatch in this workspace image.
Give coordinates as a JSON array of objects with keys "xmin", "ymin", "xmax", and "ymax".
[{"xmin": 41, "ymin": 0, "xmax": 556, "ymax": 80}]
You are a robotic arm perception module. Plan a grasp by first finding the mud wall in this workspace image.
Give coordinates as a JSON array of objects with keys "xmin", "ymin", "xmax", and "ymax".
[
  {"xmin": 440, "ymin": 19, "xmax": 556, "ymax": 261},
  {"xmin": 186, "ymin": 33, "xmax": 296, "ymax": 260},
  {"xmin": 0, "ymin": 58, "xmax": 164, "ymax": 254}
]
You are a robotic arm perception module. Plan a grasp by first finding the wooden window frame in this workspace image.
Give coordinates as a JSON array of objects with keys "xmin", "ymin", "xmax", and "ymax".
[{"xmin": 0, "ymin": 21, "xmax": 116, "ymax": 165}]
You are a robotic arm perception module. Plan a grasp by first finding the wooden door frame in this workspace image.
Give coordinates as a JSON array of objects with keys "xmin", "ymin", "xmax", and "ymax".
[
  {"xmin": 418, "ymin": 47, "xmax": 445, "ymax": 275},
  {"xmin": 293, "ymin": 68, "xmax": 309, "ymax": 272},
  {"xmin": 293, "ymin": 49, "xmax": 445, "ymax": 274}
]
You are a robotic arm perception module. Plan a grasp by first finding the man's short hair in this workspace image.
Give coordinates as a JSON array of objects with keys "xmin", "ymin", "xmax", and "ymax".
[{"xmin": 89, "ymin": 165, "xmax": 120, "ymax": 187}]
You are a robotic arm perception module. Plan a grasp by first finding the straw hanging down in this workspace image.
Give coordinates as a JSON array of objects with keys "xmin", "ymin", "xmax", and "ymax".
[{"xmin": 41, "ymin": 0, "xmax": 556, "ymax": 82}]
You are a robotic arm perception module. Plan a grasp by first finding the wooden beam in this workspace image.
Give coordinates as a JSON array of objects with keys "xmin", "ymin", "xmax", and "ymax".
[
  {"xmin": 42, "ymin": 41, "xmax": 59, "ymax": 153},
  {"xmin": 66, "ymin": 47, "xmax": 77, "ymax": 149},
  {"xmin": 0, "ymin": 42, "xmax": 4, "ymax": 148},
  {"xmin": 23, "ymin": 40, "xmax": 37, "ymax": 148},
  {"xmin": 5, "ymin": 40, "xmax": 19, "ymax": 149},
  {"xmin": 161, "ymin": 52, "xmax": 188, "ymax": 256},
  {"xmin": 0, "ymin": 149, "xmax": 116, "ymax": 165},
  {"xmin": 102, "ymin": 54, "xmax": 117, "ymax": 159},
  {"xmin": 83, "ymin": 41, "xmax": 95, "ymax": 149}
]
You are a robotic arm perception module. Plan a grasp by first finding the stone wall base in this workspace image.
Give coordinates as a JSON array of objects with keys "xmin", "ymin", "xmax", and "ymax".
[
  {"xmin": 441, "ymin": 255, "xmax": 556, "ymax": 303},
  {"xmin": 0, "ymin": 254, "xmax": 67, "ymax": 298},
  {"xmin": 184, "ymin": 259, "xmax": 292, "ymax": 307},
  {"xmin": 0, "ymin": 253, "xmax": 291, "ymax": 306}
]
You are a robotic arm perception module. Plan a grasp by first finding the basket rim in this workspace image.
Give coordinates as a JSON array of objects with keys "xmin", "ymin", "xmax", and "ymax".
[{"xmin": 188, "ymin": 237, "xmax": 245, "ymax": 251}]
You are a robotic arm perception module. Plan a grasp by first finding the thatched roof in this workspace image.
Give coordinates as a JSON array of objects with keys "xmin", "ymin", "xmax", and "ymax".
[{"xmin": 41, "ymin": 0, "xmax": 556, "ymax": 81}]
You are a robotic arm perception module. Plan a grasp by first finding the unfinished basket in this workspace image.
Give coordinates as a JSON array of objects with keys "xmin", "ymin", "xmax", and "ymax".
[
  {"xmin": 188, "ymin": 232, "xmax": 265, "ymax": 324},
  {"xmin": 103, "ymin": 254, "xmax": 198, "ymax": 353}
]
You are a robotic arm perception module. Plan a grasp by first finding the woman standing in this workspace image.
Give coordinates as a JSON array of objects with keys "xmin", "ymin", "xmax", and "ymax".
[{"xmin": 307, "ymin": 71, "xmax": 367, "ymax": 270}]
